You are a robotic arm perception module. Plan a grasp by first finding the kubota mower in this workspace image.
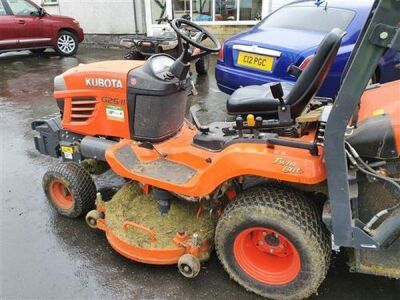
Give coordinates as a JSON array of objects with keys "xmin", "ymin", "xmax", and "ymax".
[{"xmin": 32, "ymin": 1, "xmax": 400, "ymax": 299}]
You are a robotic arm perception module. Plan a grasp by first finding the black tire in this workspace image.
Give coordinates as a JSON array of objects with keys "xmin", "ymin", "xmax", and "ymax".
[
  {"xmin": 30, "ymin": 48, "xmax": 46, "ymax": 55},
  {"xmin": 124, "ymin": 50, "xmax": 145, "ymax": 60},
  {"xmin": 215, "ymin": 184, "xmax": 331, "ymax": 300},
  {"xmin": 195, "ymin": 55, "xmax": 209, "ymax": 75},
  {"xmin": 55, "ymin": 30, "xmax": 79, "ymax": 57},
  {"xmin": 42, "ymin": 162, "xmax": 97, "ymax": 218}
]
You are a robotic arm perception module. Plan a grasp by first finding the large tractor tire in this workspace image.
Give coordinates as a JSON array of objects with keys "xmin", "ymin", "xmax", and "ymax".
[
  {"xmin": 43, "ymin": 162, "xmax": 97, "ymax": 218},
  {"xmin": 215, "ymin": 184, "xmax": 331, "ymax": 300}
]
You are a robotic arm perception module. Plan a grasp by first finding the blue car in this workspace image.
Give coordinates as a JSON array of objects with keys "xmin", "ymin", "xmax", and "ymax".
[{"xmin": 216, "ymin": 0, "xmax": 400, "ymax": 99}]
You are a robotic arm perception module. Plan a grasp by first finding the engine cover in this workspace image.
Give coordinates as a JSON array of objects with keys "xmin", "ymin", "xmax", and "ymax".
[{"xmin": 54, "ymin": 60, "xmax": 145, "ymax": 139}]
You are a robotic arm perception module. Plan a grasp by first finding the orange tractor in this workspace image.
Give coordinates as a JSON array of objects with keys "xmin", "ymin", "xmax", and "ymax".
[{"xmin": 32, "ymin": 1, "xmax": 400, "ymax": 299}]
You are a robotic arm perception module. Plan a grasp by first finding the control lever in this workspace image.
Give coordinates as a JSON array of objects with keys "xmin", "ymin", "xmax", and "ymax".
[
  {"xmin": 270, "ymin": 82, "xmax": 285, "ymax": 109},
  {"xmin": 270, "ymin": 82, "xmax": 292, "ymax": 124},
  {"xmin": 236, "ymin": 116, "xmax": 244, "ymax": 138},
  {"xmin": 254, "ymin": 116, "xmax": 263, "ymax": 138}
]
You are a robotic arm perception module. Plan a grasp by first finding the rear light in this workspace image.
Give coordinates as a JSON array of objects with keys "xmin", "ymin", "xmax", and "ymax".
[
  {"xmin": 217, "ymin": 42, "xmax": 224, "ymax": 62},
  {"xmin": 299, "ymin": 54, "xmax": 314, "ymax": 70}
]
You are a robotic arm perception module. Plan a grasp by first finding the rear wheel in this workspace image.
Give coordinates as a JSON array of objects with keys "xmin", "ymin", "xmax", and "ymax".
[
  {"xmin": 215, "ymin": 184, "xmax": 331, "ymax": 300},
  {"xmin": 124, "ymin": 50, "xmax": 145, "ymax": 60},
  {"xmin": 55, "ymin": 30, "xmax": 78, "ymax": 57},
  {"xmin": 43, "ymin": 162, "xmax": 97, "ymax": 218}
]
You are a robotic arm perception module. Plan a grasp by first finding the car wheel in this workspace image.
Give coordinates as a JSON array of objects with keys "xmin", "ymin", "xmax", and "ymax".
[
  {"xmin": 30, "ymin": 48, "xmax": 46, "ymax": 55},
  {"xmin": 55, "ymin": 30, "xmax": 79, "ymax": 57}
]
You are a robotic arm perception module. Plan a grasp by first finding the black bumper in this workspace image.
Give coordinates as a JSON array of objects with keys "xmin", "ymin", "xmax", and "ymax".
[{"xmin": 31, "ymin": 113, "xmax": 62, "ymax": 158}]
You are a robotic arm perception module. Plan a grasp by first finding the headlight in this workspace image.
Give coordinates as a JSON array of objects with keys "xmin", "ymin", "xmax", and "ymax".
[{"xmin": 72, "ymin": 19, "xmax": 80, "ymax": 27}]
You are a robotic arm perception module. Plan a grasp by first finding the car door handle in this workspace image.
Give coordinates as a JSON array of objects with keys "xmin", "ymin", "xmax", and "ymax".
[{"xmin": 18, "ymin": 20, "xmax": 25, "ymax": 24}]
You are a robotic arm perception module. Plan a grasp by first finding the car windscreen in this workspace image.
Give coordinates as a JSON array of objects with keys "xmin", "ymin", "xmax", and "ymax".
[
  {"xmin": 0, "ymin": 1, "xmax": 6, "ymax": 16},
  {"xmin": 258, "ymin": 6, "xmax": 355, "ymax": 33}
]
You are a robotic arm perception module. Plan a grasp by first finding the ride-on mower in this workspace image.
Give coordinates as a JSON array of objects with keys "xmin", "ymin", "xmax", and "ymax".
[
  {"xmin": 32, "ymin": 1, "xmax": 399, "ymax": 299},
  {"xmin": 120, "ymin": 16, "xmax": 210, "ymax": 76}
]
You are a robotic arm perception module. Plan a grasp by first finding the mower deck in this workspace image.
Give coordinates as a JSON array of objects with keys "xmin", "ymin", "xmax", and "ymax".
[{"xmin": 92, "ymin": 183, "xmax": 215, "ymax": 265}]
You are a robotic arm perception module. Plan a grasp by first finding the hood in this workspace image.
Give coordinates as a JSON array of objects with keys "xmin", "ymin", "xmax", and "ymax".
[
  {"xmin": 46, "ymin": 14, "xmax": 76, "ymax": 23},
  {"xmin": 228, "ymin": 27, "xmax": 326, "ymax": 54}
]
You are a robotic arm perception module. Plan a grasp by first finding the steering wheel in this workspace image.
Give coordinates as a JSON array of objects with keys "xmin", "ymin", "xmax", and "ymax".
[{"xmin": 170, "ymin": 18, "xmax": 221, "ymax": 54}]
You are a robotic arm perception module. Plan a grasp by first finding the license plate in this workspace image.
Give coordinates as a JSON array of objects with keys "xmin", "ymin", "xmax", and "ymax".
[{"xmin": 237, "ymin": 52, "xmax": 274, "ymax": 72}]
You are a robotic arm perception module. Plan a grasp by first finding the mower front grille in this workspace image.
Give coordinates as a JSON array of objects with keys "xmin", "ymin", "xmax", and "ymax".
[{"xmin": 70, "ymin": 97, "xmax": 98, "ymax": 122}]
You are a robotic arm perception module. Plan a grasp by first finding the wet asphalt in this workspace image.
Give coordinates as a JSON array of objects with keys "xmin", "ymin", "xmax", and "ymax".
[{"xmin": 1, "ymin": 48, "xmax": 399, "ymax": 300}]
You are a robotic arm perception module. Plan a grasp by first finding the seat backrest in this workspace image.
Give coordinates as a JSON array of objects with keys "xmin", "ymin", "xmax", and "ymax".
[{"xmin": 286, "ymin": 28, "xmax": 345, "ymax": 117}]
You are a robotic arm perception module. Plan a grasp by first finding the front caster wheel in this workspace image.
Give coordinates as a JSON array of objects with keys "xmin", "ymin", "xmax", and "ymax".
[
  {"xmin": 86, "ymin": 210, "xmax": 104, "ymax": 229},
  {"xmin": 215, "ymin": 184, "xmax": 331, "ymax": 300},
  {"xmin": 178, "ymin": 254, "xmax": 201, "ymax": 278},
  {"xmin": 43, "ymin": 162, "xmax": 97, "ymax": 218}
]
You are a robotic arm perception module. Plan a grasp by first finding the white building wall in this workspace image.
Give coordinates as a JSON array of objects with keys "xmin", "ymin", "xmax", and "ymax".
[
  {"xmin": 33, "ymin": 0, "xmax": 144, "ymax": 34},
  {"xmin": 59, "ymin": 0, "xmax": 137, "ymax": 34},
  {"xmin": 32, "ymin": 0, "xmax": 292, "ymax": 35}
]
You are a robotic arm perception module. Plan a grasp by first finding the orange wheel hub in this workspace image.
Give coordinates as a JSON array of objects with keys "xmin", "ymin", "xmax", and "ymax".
[
  {"xmin": 233, "ymin": 227, "xmax": 301, "ymax": 285},
  {"xmin": 49, "ymin": 180, "xmax": 74, "ymax": 210}
]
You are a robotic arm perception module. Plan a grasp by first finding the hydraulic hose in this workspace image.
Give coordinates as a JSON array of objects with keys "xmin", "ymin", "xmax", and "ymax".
[{"xmin": 344, "ymin": 143, "xmax": 400, "ymax": 232}]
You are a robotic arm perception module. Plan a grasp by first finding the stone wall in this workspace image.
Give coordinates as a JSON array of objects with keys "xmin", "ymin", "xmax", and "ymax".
[
  {"xmin": 203, "ymin": 25, "xmax": 253, "ymax": 42},
  {"xmin": 82, "ymin": 25, "xmax": 253, "ymax": 48},
  {"xmin": 82, "ymin": 34, "xmax": 141, "ymax": 49}
]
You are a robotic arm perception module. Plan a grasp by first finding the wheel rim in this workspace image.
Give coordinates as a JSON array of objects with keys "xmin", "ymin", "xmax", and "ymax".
[
  {"xmin": 57, "ymin": 34, "xmax": 76, "ymax": 54},
  {"xmin": 233, "ymin": 227, "xmax": 301, "ymax": 285},
  {"xmin": 49, "ymin": 180, "xmax": 74, "ymax": 209}
]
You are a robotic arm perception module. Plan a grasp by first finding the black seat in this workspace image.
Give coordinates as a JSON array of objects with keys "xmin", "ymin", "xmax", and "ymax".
[{"xmin": 227, "ymin": 28, "xmax": 345, "ymax": 119}]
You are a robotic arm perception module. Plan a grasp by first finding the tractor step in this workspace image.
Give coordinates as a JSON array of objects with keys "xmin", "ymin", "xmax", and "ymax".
[{"xmin": 113, "ymin": 143, "xmax": 197, "ymax": 185}]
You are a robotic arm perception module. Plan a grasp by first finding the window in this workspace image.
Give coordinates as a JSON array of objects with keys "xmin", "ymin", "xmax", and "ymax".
[
  {"xmin": 170, "ymin": 0, "xmax": 263, "ymax": 23},
  {"xmin": 192, "ymin": 0, "xmax": 212, "ymax": 21},
  {"xmin": 258, "ymin": 6, "xmax": 355, "ymax": 33},
  {"xmin": 172, "ymin": 0, "xmax": 212, "ymax": 21},
  {"xmin": 0, "ymin": 1, "xmax": 6, "ymax": 16},
  {"xmin": 215, "ymin": 0, "xmax": 236, "ymax": 21},
  {"xmin": 151, "ymin": 0, "xmax": 167, "ymax": 24},
  {"xmin": 172, "ymin": 0, "xmax": 190, "ymax": 18},
  {"xmin": 239, "ymin": 0, "xmax": 262, "ymax": 21},
  {"xmin": 6, "ymin": 0, "xmax": 38, "ymax": 16},
  {"xmin": 42, "ymin": 0, "xmax": 58, "ymax": 5}
]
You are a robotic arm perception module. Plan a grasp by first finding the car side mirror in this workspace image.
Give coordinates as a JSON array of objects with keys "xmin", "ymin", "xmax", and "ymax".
[{"xmin": 38, "ymin": 7, "xmax": 45, "ymax": 17}]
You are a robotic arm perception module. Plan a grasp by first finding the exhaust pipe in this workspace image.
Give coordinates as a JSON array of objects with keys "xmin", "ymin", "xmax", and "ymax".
[{"xmin": 80, "ymin": 136, "xmax": 116, "ymax": 161}]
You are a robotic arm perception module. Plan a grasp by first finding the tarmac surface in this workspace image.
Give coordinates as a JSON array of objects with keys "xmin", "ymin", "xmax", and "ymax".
[{"xmin": 1, "ymin": 48, "xmax": 399, "ymax": 300}]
